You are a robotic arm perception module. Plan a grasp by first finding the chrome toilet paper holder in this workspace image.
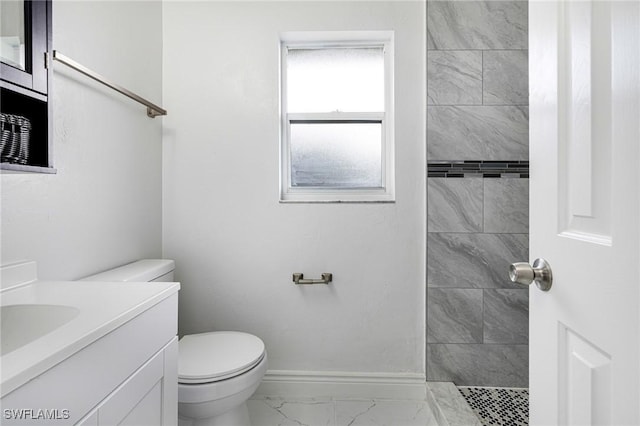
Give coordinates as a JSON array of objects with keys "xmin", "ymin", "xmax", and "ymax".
[{"xmin": 292, "ymin": 273, "xmax": 333, "ymax": 285}]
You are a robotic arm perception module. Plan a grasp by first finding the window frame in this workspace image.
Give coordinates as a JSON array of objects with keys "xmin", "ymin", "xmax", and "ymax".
[{"xmin": 279, "ymin": 31, "xmax": 395, "ymax": 203}]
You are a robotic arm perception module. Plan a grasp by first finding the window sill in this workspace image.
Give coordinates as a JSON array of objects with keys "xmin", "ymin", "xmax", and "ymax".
[{"xmin": 280, "ymin": 188, "xmax": 395, "ymax": 203}]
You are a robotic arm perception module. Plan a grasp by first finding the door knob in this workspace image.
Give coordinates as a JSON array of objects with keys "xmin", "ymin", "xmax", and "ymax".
[{"xmin": 509, "ymin": 258, "xmax": 553, "ymax": 291}]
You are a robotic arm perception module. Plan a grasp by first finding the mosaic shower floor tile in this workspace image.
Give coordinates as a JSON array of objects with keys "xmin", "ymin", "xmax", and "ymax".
[{"xmin": 458, "ymin": 387, "xmax": 529, "ymax": 426}]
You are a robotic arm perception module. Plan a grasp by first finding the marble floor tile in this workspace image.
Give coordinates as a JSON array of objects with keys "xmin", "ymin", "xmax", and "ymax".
[
  {"xmin": 335, "ymin": 400, "xmax": 438, "ymax": 426},
  {"xmin": 248, "ymin": 398, "xmax": 335, "ymax": 426},
  {"xmin": 427, "ymin": 382, "xmax": 481, "ymax": 426},
  {"xmin": 248, "ymin": 396, "xmax": 440, "ymax": 426}
]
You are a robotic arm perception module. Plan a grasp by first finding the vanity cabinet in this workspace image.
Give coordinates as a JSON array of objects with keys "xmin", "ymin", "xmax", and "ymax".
[
  {"xmin": 0, "ymin": 0, "xmax": 54, "ymax": 172},
  {"xmin": 77, "ymin": 338, "xmax": 177, "ymax": 426},
  {"xmin": 1, "ymin": 294, "xmax": 179, "ymax": 426}
]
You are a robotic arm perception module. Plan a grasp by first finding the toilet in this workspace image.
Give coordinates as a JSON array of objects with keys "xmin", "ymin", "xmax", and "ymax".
[{"xmin": 80, "ymin": 259, "xmax": 267, "ymax": 426}]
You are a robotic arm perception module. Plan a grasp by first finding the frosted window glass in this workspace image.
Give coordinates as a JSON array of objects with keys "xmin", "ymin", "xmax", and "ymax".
[
  {"xmin": 290, "ymin": 122, "xmax": 382, "ymax": 188},
  {"xmin": 287, "ymin": 48, "xmax": 384, "ymax": 113}
]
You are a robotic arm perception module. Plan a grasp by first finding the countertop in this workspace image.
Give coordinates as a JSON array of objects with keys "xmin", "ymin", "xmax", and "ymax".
[{"xmin": 0, "ymin": 278, "xmax": 180, "ymax": 397}]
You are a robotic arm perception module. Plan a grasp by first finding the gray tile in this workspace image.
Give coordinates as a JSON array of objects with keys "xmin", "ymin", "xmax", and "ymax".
[
  {"xmin": 427, "ymin": 1, "xmax": 528, "ymax": 50},
  {"xmin": 427, "ymin": 233, "xmax": 528, "ymax": 288},
  {"xmin": 484, "ymin": 178, "xmax": 529, "ymax": 233},
  {"xmin": 427, "ymin": 25, "xmax": 437, "ymax": 50},
  {"xmin": 428, "ymin": 51, "xmax": 482, "ymax": 105},
  {"xmin": 427, "ymin": 343, "xmax": 528, "ymax": 387},
  {"xmin": 484, "ymin": 289, "xmax": 529, "ymax": 344},
  {"xmin": 427, "ymin": 382, "xmax": 482, "ymax": 426},
  {"xmin": 483, "ymin": 50, "xmax": 529, "ymax": 105},
  {"xmin": 428, "ymin": 178, "xmax": 483, "ymax": 232},
  {"xmin": 427, "ymin": 106, "xmax": 529, "ymax": 161},
  {"xmin": 428, "ymin": 288, "xmax": 483, "ymax": 343}
]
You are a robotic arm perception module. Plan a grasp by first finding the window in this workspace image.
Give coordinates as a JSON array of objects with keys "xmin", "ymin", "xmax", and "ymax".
[{"xmin": 280, "ymin": 32, "xmax": 394, "ymax": 202}]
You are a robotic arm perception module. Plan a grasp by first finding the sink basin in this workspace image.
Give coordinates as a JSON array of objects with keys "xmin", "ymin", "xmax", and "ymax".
[{"xmin": 1, "ymin": 304, "xmax": 80, "ymax": 355}]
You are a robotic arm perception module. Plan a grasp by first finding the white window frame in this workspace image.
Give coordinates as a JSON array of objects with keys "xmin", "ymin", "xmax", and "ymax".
[{"xmin": 279, "ymin": 31, "xmax": 395, "ymax": 203}]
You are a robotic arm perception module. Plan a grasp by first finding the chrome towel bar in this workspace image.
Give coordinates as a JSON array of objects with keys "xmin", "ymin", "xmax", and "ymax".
[
  {"xmin": 292, "ymin": 273, "xmax": 333, "ymax": 285},
  {"xmin": 51, "ymin": 51, "xmax": 167, "ymax": 118}
]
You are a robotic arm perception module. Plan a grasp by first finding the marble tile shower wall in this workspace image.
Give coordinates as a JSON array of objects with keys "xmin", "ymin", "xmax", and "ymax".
[{"xmin": 426, "ymin": 0, "xmax": 529, "ymax": 388}]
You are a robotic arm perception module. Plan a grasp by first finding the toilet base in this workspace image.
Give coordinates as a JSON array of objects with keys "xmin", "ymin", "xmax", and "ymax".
[{"xmin": 178, "ymin": 402, "xmax": 251, "ymax": 426}]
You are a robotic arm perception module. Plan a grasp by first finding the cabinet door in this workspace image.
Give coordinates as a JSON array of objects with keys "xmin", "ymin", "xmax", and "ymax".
[
  {"xmin": 97, "ymin": 338, "xmax": 178, "ymax": 426},
  {"xmin": 0, "ymin": 0, "xmax": 50, "ymax": 94}
]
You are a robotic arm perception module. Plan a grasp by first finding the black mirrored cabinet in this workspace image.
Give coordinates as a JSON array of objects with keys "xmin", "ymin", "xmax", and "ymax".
[{"xmin": 1, "ymin": 0, "xmax": 54, "ymax": 173}]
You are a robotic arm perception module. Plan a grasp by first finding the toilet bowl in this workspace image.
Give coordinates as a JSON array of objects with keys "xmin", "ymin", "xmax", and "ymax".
[
  {"xmin": 178, "ymin": 331, "xmax": 267, "ymax": 426},
  {"xmin": 80, "ymin": 259, "xmax": 267, "ymax": 426}
]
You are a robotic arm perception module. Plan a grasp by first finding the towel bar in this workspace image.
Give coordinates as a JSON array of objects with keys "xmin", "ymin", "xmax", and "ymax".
[{"xmin": 51, "ymin": 51, "xmax": 167, "ymax": 118}]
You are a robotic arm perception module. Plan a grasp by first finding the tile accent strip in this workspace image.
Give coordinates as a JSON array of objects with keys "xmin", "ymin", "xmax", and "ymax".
[{"xmin": 428, "ymin": 161, "xmax": 529, "ymax": 178}]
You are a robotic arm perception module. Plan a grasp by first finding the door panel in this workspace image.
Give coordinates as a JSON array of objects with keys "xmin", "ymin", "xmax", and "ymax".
[
  {"xmin": 529, "ymin": 0, "xmax": 640, "ymax": 425},
  {"xmin": 559, "ymin": 325, "xmax": 612, "ymax": 426},
  {"xmin": 558, "ymin": 0, "xmax": 612, "ymax": 242}
]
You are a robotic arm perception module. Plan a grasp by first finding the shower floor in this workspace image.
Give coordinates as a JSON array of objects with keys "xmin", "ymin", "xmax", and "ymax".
[{"xmin": 458, "ymin": 387, "xmax": 529, "ymax": 426}]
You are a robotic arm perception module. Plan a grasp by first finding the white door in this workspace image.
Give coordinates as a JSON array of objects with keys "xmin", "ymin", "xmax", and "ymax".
[{"xmin": 528, "ymin": 1, "xmax": 640, "ymax": 425}]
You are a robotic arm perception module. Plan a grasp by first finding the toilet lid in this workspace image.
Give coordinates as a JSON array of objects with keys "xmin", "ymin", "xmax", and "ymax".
[{"xmin": 178, "ymin": 331, "xmax": 265, "ymax": 384}]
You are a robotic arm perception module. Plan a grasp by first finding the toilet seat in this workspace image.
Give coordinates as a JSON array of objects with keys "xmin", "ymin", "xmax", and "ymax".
[{"xmin": 178, "ymin": 331, "xmax": 265, "ymax": 384}]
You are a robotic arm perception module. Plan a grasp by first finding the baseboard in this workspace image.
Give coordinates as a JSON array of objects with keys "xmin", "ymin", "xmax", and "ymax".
[{"xmin": 254, "ymin": 370, "xmax": 427, "ymax": 400}]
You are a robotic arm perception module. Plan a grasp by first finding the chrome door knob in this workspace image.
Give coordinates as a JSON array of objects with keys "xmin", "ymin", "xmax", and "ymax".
[{"xmin": 509, "ymin": 258, "xmax": 553, "ymax": 291}]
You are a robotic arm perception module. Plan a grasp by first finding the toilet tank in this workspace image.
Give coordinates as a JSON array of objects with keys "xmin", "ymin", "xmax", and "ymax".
[{"xmin": 80, "ymin": 259, "xmax": 175, "ymax": 282}]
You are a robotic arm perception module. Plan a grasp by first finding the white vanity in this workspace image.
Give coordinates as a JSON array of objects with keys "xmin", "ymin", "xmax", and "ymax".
[{"xmin": 0, "ymin": 261, "xmax": 180, "ymax": 425}]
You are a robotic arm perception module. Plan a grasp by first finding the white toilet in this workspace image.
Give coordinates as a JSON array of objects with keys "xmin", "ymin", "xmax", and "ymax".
[{"xmin": 81, "ymin": 259, "xmax": 267, "ymax": 426}]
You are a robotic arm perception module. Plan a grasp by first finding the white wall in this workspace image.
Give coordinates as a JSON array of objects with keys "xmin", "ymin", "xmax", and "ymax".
[
  {"xmin": 1, "ymin": 1, "xmax": 163, "ymax": 279},
  {"xmin": 163, "ymin": 1, "xmax": 426, "ymax": 374}
]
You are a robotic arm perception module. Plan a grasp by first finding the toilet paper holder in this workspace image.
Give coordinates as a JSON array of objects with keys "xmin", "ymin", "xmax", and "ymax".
[{"xmin": 292, "ymin": 273, "xmax": 333, "ymax": 285}]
